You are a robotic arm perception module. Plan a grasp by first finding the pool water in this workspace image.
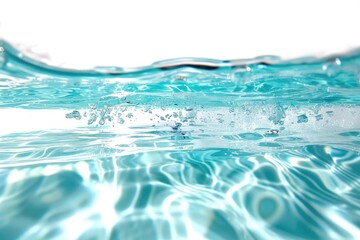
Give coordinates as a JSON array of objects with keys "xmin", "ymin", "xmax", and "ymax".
[{"xmin": 0, "ymin": 40, "xmax": 360, "ymax": 239}]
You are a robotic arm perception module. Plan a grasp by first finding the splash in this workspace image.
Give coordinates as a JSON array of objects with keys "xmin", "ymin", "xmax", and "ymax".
[{"xmin": 0, "ymin": 40, "xmax": 360, "ymax": 239}]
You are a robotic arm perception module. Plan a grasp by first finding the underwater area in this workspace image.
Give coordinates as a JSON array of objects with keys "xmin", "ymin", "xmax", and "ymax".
[{"xmin": 0, "ymin": 40, "xmax": 360, "ymax": 239}]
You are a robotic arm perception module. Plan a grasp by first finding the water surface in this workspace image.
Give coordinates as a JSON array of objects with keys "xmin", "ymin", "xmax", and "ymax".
[{"xmin": 0, "ymin": 40, "xmax": 360, "ymax": 239}]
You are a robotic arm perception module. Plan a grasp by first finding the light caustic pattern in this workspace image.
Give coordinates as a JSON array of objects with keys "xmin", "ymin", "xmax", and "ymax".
[{"xmin": 0, "ymin": 40, "xmax": 360, "ymax": 239}]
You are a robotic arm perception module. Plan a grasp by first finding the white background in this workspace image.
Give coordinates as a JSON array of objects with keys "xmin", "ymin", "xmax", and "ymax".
[{"xmin": 1, "ymin": 0, "xmax": 360, "ymax": 69}]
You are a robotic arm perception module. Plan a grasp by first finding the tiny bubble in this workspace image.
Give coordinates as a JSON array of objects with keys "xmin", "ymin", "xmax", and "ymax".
[
  {"xmin": 315, "ymin": 114, "xmax": 323, "ymax": 121},
  {"xmin": 175, "ymin": 74, "xmax": 187, "ymax": 81},
  {"xmin": 265, "ymin": 129, "xmax": 279, "ymax": 136},
  {"xmin": 144, "ymin": 106, "xmax": 151, "ymax": 112},
  {"xmin": 172, "ymin": 122, "xmax": 182, "ymax": 131},
  {"xmin": 89, "ymin": 104, "xmax": 97, "ymax": 110},
  {"xmin": 88, "ymin": 113, "xmax": 97, "ymax": 125},
  {"xmin": 118, "ymin": 117, "xmax": 125, "ymax": 124},
  {"xmin": 297, "ymin": 114, "xmax": 309, "ymax": 123}
]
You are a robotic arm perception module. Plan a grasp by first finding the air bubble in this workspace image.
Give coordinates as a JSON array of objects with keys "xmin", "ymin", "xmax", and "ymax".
[
  {"xmin": 268, "ymin": 104, "xmax": 285, "ymax": 125},
  {"xmin": 88, "ymin": 113, "xmax": 97, "ymax": 125},
  {"xmin": 297, "ymin": 114, "xmax": 308, "ymax": 123},
  {"xmin": 118, "ymin": 117, "xmax": 125, "ymax": 124},
  {"xmin": 322, "ymin": 58, "xmax": 341, "ymax": 76},
  {"xmin": 217, "ymin": 118, "xmax": 224, "ymax": 123},
  {"xmin": 89, "ymin": 104, "xmax": 97, "ymax": 110},
  {"xmin": 66, "ymin": 111, "xmax": 81, "ymax": 120},
  {"xmin": 265, "ymin": 129, "xmax": 279, "ymax": 136},
  {"xmin": 231, "ymin": 65, "xmax": 251, "ymax": 81},
  {"xmin": 175, "ymin": 74, "xmax": 187, "ymax": 81},
  {"xmin": 172, "ymin": 122, "xmax": 182, "ymax": 131},
  {"xmin": 315, "ymin": 114, "xmax": 323, "ymax": 121}
]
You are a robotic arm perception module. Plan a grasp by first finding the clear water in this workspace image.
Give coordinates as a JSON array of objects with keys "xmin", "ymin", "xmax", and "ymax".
[{"xmin": 0, "ymin": 40, "xmax": 360, "ymax": 240}]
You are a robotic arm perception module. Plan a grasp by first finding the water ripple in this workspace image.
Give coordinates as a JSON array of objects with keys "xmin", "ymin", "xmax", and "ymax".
[{"xmin": 0, "ymin": 40, "xmax": 360, "ymax": 239}]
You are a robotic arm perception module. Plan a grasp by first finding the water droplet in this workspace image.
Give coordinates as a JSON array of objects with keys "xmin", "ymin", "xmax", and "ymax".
[
  {"xmin": 65, "ymin": 111, "xmax": 81, "ymax": 120},
  {"xmin": 88, "ymin": 113, "xmax": 97, "ymax": 125},
  {"xmin": 265, "ymin": 129, "xmax": 279, "ymax": 136},
  {"xmin": 175, "ymin": 74, "xmax": 187, "ymax": 81},
  {"xmin": 172, "ymin": 122, "xmax": 182, "ymax": 131},
  {"xmin": 231, "ymin": 65, "xmax": 251, "ymax": 81},
  {"xmin": 322, "ymin": 58, "xmax": 341, "ymax": 76},
  {"xmin": 126, "ymin": 113, "xmax": 133, "ymax": 118},
  {"xmin": 297, "ymin": 114, "xmax": 308, "ymax": 123},
  {"xmin": 181, "ymin": 132, "xmax": 186, "ymax": 139},
  {"xmin": 217, "ymin": 118, "xmax": 224, "ymax": 123},
  {"xmin": 173, "ymin": 112, "xmax": 179, "ymax": 118},
  {"xmin": 106, "ymin": 116, "xmax": 112, "ymax": 122},
  {"xmin": 118, "ymin": 117, "xmax": 125, "ymax": 124},
  {"xmin": 89, "ymin": 104, "xmax": 97, "ymax": 110},
  {"xmin": 315, "ymin": 114, "xmax": 323, "ymax": 121},
  {"xmin": 268, "ymin": 104, "xmax": 286, "ymax": 125}
]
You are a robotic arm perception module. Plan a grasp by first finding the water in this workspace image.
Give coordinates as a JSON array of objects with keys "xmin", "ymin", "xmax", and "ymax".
[{"xmin": 0, "ymin": 40, "xmax": 360, "ymax": 240}]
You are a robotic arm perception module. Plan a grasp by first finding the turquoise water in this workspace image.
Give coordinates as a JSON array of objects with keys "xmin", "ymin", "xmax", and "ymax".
[{"xmin": 0, "ymin": 40, "xmax": 360, "ymax": 240}]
